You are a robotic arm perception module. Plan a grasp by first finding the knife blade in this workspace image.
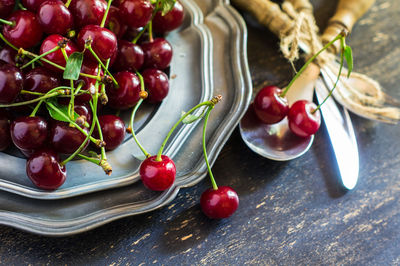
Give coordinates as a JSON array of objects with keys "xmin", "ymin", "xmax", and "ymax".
[{"xmin": 315, "ymin": 78, "xmax": 359, "ymax": 190}]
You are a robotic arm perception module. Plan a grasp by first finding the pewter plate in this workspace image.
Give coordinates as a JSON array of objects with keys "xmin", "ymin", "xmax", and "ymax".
[{"xmin": 0, "ymin": 0, "xmax": 252, "ymax": 235}]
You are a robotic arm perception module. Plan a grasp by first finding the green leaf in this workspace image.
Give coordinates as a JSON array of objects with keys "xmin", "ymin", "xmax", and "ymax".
[
  {"xmin": 63, "ymin": 52, "xmax": 84, "ymax": 80},
  {"xmin": 45, "ymin": 99, "xmax": 79, "ymax": 123},
  {"xmin": 344, "ymin": 45, "xmax": 353, "ymax": 78},
  {"xmin": 161, "ymin": 0, "xmax": 176, "ymax": 15},
  {"xmin": 181, "ymin": 108, "xmax": 207, "ymax": 124}
]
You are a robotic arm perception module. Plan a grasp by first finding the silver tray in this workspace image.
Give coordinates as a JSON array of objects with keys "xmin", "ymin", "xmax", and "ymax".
[{"xmin": 0, "ymin": 0, "xmax": 252, "ymax": 235}]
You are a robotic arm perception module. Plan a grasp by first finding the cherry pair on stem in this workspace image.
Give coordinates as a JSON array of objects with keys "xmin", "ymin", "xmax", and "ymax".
[
  {"xmin": 253, "ymin": 31, "xmax": 353, "ymax": 138},
  {"xmin": 130, "ymin": 93, "xmax": 239, "ymax": 219}
]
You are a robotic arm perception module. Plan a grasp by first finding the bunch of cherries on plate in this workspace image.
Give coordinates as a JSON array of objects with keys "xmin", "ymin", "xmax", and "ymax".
[{"xmin": 0, "ymin": 0, "xmax": 238, "ymax": 219}]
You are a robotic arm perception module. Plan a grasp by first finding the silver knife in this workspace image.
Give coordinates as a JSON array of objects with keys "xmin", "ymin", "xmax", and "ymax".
[{"xmin": 315, "ymin": 78, "xmax": 359, "ymax": 190}]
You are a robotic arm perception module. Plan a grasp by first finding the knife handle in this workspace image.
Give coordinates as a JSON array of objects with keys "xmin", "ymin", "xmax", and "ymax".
[{"xmin": 322, "ymin": 0, "xmax": 376, "ymax": 54}]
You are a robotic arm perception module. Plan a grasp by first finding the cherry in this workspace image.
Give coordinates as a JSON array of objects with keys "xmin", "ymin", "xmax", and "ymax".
[
  {"xmin": 39, "ymin": 34, "xmax": 78, "ymax": 73},
  {"xmin": 0, "ymin": 0, "xmax": 14, "ymax": 19},
  {"xmin": 22, "ymin": 0, "xmax": 47, "ymax": 11},
  {"xmin": 26, "ymin": 149, "xmax": 66, "ymax": 190},
  {"xmin": 105, "ymin": 6, "xmax": 128, "ymax": 39},
  {"xmin": 0, "ymin": 60, "xmax": 24, "ymax": 104},
  {"xmin": 3, "ymin": 10, "xmax": 43, "ymax": 49},
  {"xmin": 287, "ymin": 100, "xmax": 321, "ymax": 138},
  {"xmin": 141, "ymin": 38, "xmax": 173, "ymax": 70},
  {"xmin": 200, "ymin": 186, "xmax": 239, "ymax": 219},
  {"xmin": 73, "ymin": 103, "xmax": 93, "ymax": 124},
  {"xmin": 119, "ymin": 0, "xmax": 153, "ymax": 28},
  {"xmin": 142, "ymin": 68, "xmax": 169, "ymax": 103},
  {"xmin": 0, "ymin": 46, "xmax": 17, "ymax": 65},
  {"xmin": 77, "ymin": 25, "xmax": 118, "ymax": 63},
  {"xmin": 69, "ymin": 0, "xmax": 107, "ymax": 29},
  {"xmin": 113, "ymin": 40, "xmax": 144, "ymax": 72},
  {"xmin": 253, "ymin": 85, "xmax": 289, "ymax": 124},
  {"xmin": 0, "ymin": 110, "xmax": 11, "ymax": 151},
  {"xmin": 49, "ymin": 120, "xmax": 89, "ymax": 154},
  {"xmin": 106, "ymin": 71, "xmax": 141, "ymax": 109},
  {"xmin": 139, "ymin": 155, "xmax": 176, "ymax": 191},
  {"xmin": 37, "ymin": 0, "xmax": 73, "ymax": 35},
  {"xmin": 94, "ymin": 115, "xmax": 125, "ymax": 151},
  {"xmin": 10, "ymin": 116, "xmax": 48, "ymax": 151},
  {"xmin": 24, "ymin": 67, "xmax": 60, "ymax": 100},
  {"xmin": 153, "ymin": 0, "xmax": 184, "ymax": 33}
]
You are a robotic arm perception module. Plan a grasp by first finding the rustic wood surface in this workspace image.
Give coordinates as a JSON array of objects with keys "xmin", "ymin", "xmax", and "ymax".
[{"xmin": 1, "ymin": 0, "xmax": 400, "ymax": 264}]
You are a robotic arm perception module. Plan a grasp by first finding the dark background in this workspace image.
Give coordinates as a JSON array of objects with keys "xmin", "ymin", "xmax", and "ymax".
[{"xmin": 1, "ymin": 0, "xmax": 400, "ymax": 264}]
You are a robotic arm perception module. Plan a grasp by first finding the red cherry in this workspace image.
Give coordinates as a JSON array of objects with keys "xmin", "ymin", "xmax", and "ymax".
[
  {"xmin": 26, "ymin": 149, "xmax": 66, "ymax": 190},
  {"xmin": 10, "ymin": 116, "xmax": 48, "ymax": 151},
  {"xmin": 253, "ymin": 85, "xmax": 289, "ymax": 124},
  {"xmin": 39, "ymin": 34, "xmax": 78, "ymax": 73},
  {"xmin": 49, "ymin": 120, "xmax": 89, "ymax": 154},
  {"xmin": 288, "ymin": 100, "xmax": 321, "ymax": 137},
  {"xmin": 105, "ymin": 6, "xmax": 128, "ymax": 39},
  {"xmin": 3, "ymin": 10, "xmax": 43, "ymax": 49},
  {"xmin": 22, "ymin": 0, "xmax": 47, "ymax": 11},
  {"xmin": 37, "ymin": 0, "xmax": 73, "ymax": 35},
  {"xmin": 0, "ymin": 110, "xmax": 11, "ymax": 151},
  {"xmin": 24, "ymin": 67, "xmax": 60, "ymax": 100},
  {"xmin": 0, "ymin": 60, "xmax": 24, "ymax": 104},
  {"xmin": 0, "ymin": 0, "xmax": 15, "ymax": 19},
  {"xmin": 77, "ymin": 25, "xmax": 118, "ymax": 63},
  {"xmin": 69, "ymin": 0, "xmax": 107, "ymax": 29},
  {"xmin": 152, "ymin": 0, "xmax": 184, "ymax": 33},
  {"xmin": 113, "ymin": 40, "xmax": 144, "ymax": 72},
  {"xmin": 200, "ymin": 186, "xmax": 239, "ymax": 219},
  {"xmin": 106, "ymin": 71, "xmax": 141, "ymax": 109},
  {"xmin": 139, "ymin": 155, "xmax": 176, "ymax": 191},
  {"xmin": 141, "ymin": 38, "xmax": 173, "ymax": 70},
  {"xmin": 94, "ymin": 115, "xmax": 125, "ymax": 151},
  {"xmin": 142, "ymin": 68, "xmax": 169, "ymax": 103},
  {"xmin": 0, "ymin": 46, "xmax": 17, "ymax": 65},
  {"xmin": 119, "ymin": 0, "xmax": 153, "ymax": 28}
]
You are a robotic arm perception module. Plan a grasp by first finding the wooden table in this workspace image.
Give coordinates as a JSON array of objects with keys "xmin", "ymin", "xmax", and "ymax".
[{"xmin": 1, "ymin": 0, "xmax": 399, "ymax": 264}]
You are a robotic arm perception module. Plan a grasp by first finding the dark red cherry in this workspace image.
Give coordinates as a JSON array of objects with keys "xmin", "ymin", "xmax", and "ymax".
[
  {"xmin": 0, "ymin": 60, "xmax": 24, "ymax": 104},
  {"xmin": 77, "ymin": 25, "xmax": 118, "ymax": 62},
  {"xmin": 119, "ymin": 0, "xmax": 153, "ymax": 28},
  {"xmin": 94, "ymin": 115, "xmax": 125, "ymax": 151},
  {"xmin": 106, "ymin": 71, "xmax": 141, "ymax": 109},
  {"xmin": 3, "ymin": 10, "xmax": 43, "ymax": 49},
  {"xmin": 37, "ymin": 0, "xmax": 73, "ymax": 35},
  {"xmin": 0, "ymin": 110, "xmax": 11, "ymax": 151},
  {"xmin": 40, "ymin": 34, "xmax": 78, "ymax": 73},
  {"xmin": 0, "ymin": 0, "xmax": 14, "ymax": 19},
  {"xmin": 105, "ymin": 6, "xmax": 127, "ymax": 39},
  {"xmin": 26, "ymin": 149, "xmax": 66, "ymax": 190},
  {"xmin": 22, "ymin": 0, "xmax": 47, "ymax": 11},
  {"xmin": 73, "ymin": 103, "xmax": 92, "ymax": 124},
  {"xmin": 141, "ymin": 38, "xmax": 173, "ymax": 70},
  {"xmin": 153, "ymin": 0, "xmax": 184, "ymax": 33},
  {"xmin": 200, "ymin": 186, "xmax": 239, "ymax": 219},
  {"xmin": 113, "ymin": 40, "xmax": 144, "ymax": 72},
  {"xmin": 139, "ymin": 155, "xmax": 176, "ymax": 191},
  {"xmin": 24, "ymin": 67, "xmax": 60, "ymax": 100},
  {"xmin": 69, "ymin": 0, "xmax": 107, "ymax": 29},
  {"xmin": 49, "ymin": 120, "xmax": 89, "ymax": 154},
  {"xmin": 288, "ymin": 100, "xmax": 321, "ymax": 138},
  {"xmin": 253, "ymin": 85, "xmax": 289, "ymax": 124},
  {"xmin": 142, "ymin": 68, "xmax": 169, "ymax": 103},
  {"xmin": 0, "ymin": 46, "xmax": 17, "ymax": 65},
  {"xmin": 10, "ymin": 116, "xmax": 48, "ymax": 151}
]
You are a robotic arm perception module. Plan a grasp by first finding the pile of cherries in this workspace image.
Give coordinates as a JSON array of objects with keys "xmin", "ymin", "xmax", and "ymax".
[{"xmin": 0, "ymin": 0, "xmax": 239, "ymax": 220}]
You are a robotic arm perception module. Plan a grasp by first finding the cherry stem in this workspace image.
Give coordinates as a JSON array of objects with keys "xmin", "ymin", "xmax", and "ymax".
[
  {"xmin": 64, "ymin": 0, "xmax": 72, "ymax": 8},
  {"xmin": 280, "ymin": 33, "xmax": 343, "ymax": 98},
  {"xmin": 87, "ymin": 46, "xmax": 119, "ymax": 87},
  {"xmin": 77, "ymin": 154, "xmax": 100, "ymax": 165},
  {"xmin": 0, "ymin": 32, "xmax": 18, "ymax": 51},
  {"xmin": 21, "ymin": 46, "xmax": 60, "ymax": 69},
  {"xmin": 202, "ymin": 106, "xmax": 218, "ymax": 190},
  {"xmin": 30, "ymin": 100, "xmax": 44, "ymax": 117},
  {"xmin": 0, "ymin": 18, "xmax": 15, "ymax": 27},
  {"xmin": 129, "ymin": 99, "xmax": 151, "ymax": 158},
  {"xmin": 156, "ymin": 96, "xmax": 222, "ymax": 162},
  {"xmin": 148, "ymin": 21, "xmax": 154, "ymax": 42},
  {"xmin": 68, "ymin": 80, "xmax": 75, "ymax": 120},
  {"xmin": 100, "ymin": 0, "xmax": 113, "ymax": 28},
  {"xmin": 18, "ymin": 3, "xmax": 26, "ymax": 10},
  {"xmin": 132, "ymin": 24, "xmax": 149, "ymax": 44},
  {"xmin": 313, "ymin": 39, "xmax": 346, "ymax": 113},
  {"xmin": 0, "ymin": 91, "xmax": 60, "ymax": 107},
  {"xmin": 20, "ymin": 90, "xmax": 45, "ymax": 96}
]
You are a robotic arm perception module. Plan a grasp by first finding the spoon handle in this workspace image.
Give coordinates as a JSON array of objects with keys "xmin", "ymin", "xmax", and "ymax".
[{"xmin": 322, "ymin": 0, "xmax": 376, "ymax": 53}]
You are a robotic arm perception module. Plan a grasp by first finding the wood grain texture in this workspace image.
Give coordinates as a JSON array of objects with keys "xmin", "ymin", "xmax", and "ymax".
[{"xmin": 0, "ymin": 0, "xmax": 400, "ymax": 264}]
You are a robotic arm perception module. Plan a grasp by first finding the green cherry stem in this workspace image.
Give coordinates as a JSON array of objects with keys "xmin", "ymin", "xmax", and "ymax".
[
  {"xmin": 30, "ymin": 100, "xmax": 44, "ymax": 117},
  {"xmin": 155, "ymin": 96, "xmax": 222, "ymax": 162},
  {"xmin": 280, "ymin": 33, "xmax": 343, "ymax": 98},
  {"xmin": 132, "ymin": 25, "xmax": 149, "ymax": 44},
  {"xmin": 20, "ymin": 46, "xmax": 60, "ymax": 69},
  {"xmin": 64, "ymin": 0, "xmax": 72, "ymax": 8},
  {"xmin": 68, "ymin": 80, "xmax": 75, "ymax": 119},
  {"xmin": 87, "ymin": 46, "xmax": 118, "ymax": 87},
  {"xmin": 202, "ymin": 106, "xmax": 218, "ymax": 190},
  {"xmin": 20, "ymin": 90, "xmax": 45, "ymax": 96},
  {"xmin": 0, "ymin": 91, "xmax": 61, "ymax": 107},
  {"xmin": 100, "ymin": 0, "xmax": 113, "ymax": 28},
  {"xmin": 0, "ymin": 32, "xmax": 18, "ymax": 51},
  {"xmin": 129, "ymin": 99, "xmax": 151, "ymax": 158},
  {"xmin": 0, "ymin": 18, "xmax": 15, "ymax": 27}
]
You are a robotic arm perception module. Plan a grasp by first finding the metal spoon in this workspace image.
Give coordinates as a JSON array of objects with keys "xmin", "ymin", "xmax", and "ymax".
[{"xmin": 239, "ymin": 63, "xmax": 319, "ymax": 161}]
